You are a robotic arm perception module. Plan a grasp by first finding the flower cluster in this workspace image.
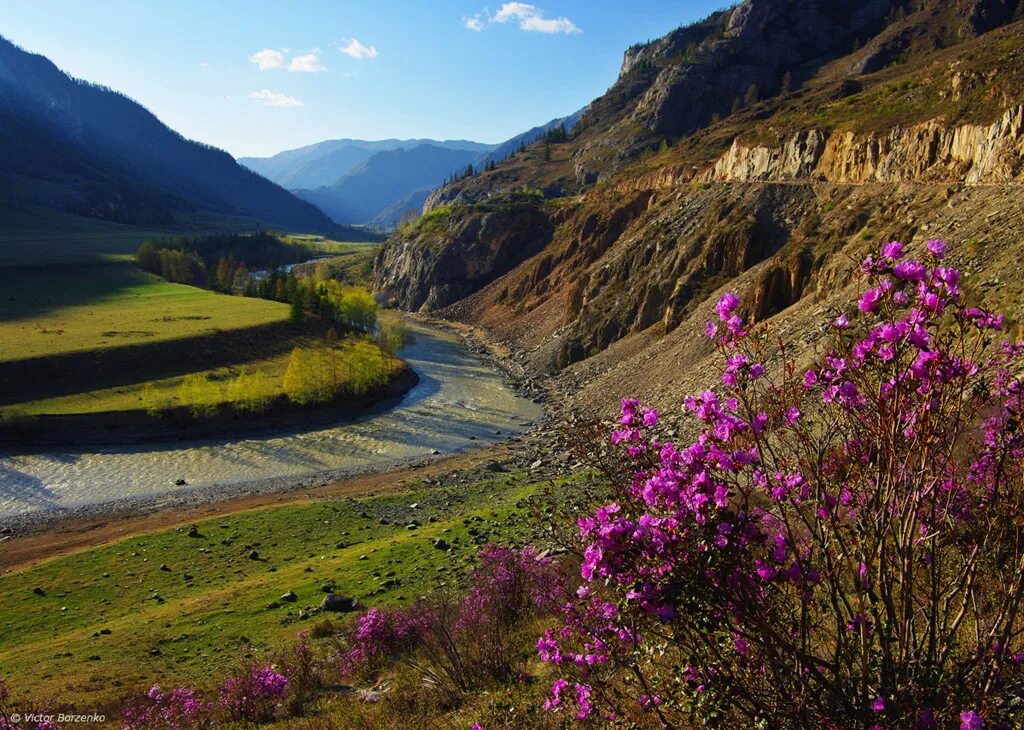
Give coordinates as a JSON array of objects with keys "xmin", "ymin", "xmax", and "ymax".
[
  {"xmin": 341, "ymin": 607, "xmax": 428, "ymax": 675},
  {"xmin": 540, "ymin": 242, "xmax": 1024, "ymax": 727},
  {"xmin": 217, "ymin": 661, "xmax": 288, "ymax": 722},
  {"xmin": 341, "ymin": 545, "xmax": 564, "ymax": 681},
  {"xmin": 123, "ymin": 685, "xmax": 208, "ymax": 730}
]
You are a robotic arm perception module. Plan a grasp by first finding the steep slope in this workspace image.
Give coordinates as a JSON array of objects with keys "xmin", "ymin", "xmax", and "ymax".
[
  {"xmin": 375, "ymin": 0, "xmax": 1024, "ymax": 415},
  {"xmin": 0, "ymin": 35, "xmax": 335, "ymax": 231},
  {"xmin": 240, "ymin": 138, "xmax": 495, "ymax": 190},
  {"xmin": 295, "ymin": 144, "xmax": 485, "ymax": 226},
  {"xmin": 476, "ymin": 108, "xmax": 587, "ymax": 169}
]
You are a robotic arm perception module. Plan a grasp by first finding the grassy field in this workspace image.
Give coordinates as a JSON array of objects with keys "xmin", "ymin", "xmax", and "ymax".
[
  {"xmin": 13, "ymin": 336, "xmax": 396, "ymax": 415},
  {"xmin": 0, "ymin": 262, "xmax": 289, "ymax": 364},
  {"xmin": 0, "ymin": 467, "xmax": 566, "ymax": 708},
  {"xmin": 0, "ymin": 208, "xmax": 179, "ymax": 267}
]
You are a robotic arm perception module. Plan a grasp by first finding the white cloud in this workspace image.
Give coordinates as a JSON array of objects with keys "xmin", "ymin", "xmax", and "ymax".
[
  {"xmin": 463, "ymin": 14, "xmax": 485, "ymax": 31},
  {"xmin": 490, "ymin": 2, "xmax": 580, "ymax": 34},
  {"xmin": 339, "ymin": 38, "xmax": 378, "ymax": 59},
  {"xmin": 289, "ymin": 51, "xmax": 326, "ymax": 72},
  {"xmin": 249, "ymin": 48, "xmax": 286, "ymax": 70},
  {"xmin": 199, "ymin": 61, "xmax": 210, "ymax": 68},
  {"xmin": 249, "ymin": 89, "xmax": 304, "ymax": 108}
]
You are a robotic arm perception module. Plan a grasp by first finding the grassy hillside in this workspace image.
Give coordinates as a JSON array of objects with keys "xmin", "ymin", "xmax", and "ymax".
[
  {"xmin": 0, "ymin": 466, "xmax": 566, "ymax": 708},
  {"xmin": 0, "ymin": 263, "xmax": 288, "ymax": 363},
  {"xmin": 0, "ymin": 208, "xmax": 176, "ymax": 267}
]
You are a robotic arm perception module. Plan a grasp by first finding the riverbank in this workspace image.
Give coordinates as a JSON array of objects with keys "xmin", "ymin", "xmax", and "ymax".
[
  {"xmin": 0, "ymin": 321, "xmax": 547, "ymax": 529},
  {"xmin": 0, "ymin": 366, "xmax": 418, "ymax": 448}
]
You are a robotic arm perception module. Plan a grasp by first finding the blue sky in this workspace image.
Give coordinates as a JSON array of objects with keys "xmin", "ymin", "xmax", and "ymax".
[{"xmin": 2, "ymin": 1, "xmax": 730, "ymax": 158}]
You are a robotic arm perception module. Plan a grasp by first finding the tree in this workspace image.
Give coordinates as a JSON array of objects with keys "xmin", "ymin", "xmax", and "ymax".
[
  {"xmin": 178, "ymin": 374, "xmax": 221, "ymax": 417},
  {"xmin": 136, "ymin": 242, "xmax": 161, "ymax": 274},
  {"xmin": 228, "ymin": 368, "xmax": 275, "ymax": 413},
  {"xmin": 744, "ymin": 83, "xmax": 759, "ymax": 106},
  {"xmin": 283, "ymin": 348, "xmax": 320, "ymax": 405},
  {"xmin": 289, "ymin": 294, "xmax": 305, "ymax": 325}
]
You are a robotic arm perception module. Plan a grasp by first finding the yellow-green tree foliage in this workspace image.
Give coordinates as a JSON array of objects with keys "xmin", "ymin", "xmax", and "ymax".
[
  {"xmin": 283, "ymin": 339, "xmax": 393, "ymax": 405},
  {"xmin": 227, "ymin": 368, "xmax": 275, "ymax": 414},
  {"xmin": 178, "ymin": 374, "xmax": 222, "ymax": 417},
  {"xmin": 376, "ymin": 311, "xmax": 410, "ymax": 356},
  {"xmin": 322, "ymin": 282, "xmax": 378, "ymax": 333},
  {"xmin": 141, "ymin": 382, "xmax": 168, "ymax": 417},
  {"xmin": 283, "ymin": 347, "xmax": 328, "ymax": 405}
]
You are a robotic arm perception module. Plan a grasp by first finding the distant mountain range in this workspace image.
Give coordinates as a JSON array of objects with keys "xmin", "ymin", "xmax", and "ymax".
[
  {"xmin": 0, "ymin": 35, "xmax": 340, "ymax": 233},
  {"xmin": 241, "ymin": 109, "xmax": 585, "ymax": 229},
  {"xmin": 239, "ymin": 139, "xmax": 496, "ymax": 191}
]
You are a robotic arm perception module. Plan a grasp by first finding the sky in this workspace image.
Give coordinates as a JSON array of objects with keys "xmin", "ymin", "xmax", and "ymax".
[{"xmin": 1, "ymin": 1, "xmax": 731, "ymax": 158}]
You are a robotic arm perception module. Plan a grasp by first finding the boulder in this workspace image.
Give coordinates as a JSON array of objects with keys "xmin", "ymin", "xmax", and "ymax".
[{"xmin": 320, "ymin": 594, "xmax": 359, "ymax": 613}]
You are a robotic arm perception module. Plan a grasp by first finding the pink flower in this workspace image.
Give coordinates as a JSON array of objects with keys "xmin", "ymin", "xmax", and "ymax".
[
  {"xmin": 960, "ymin": 711, "xmax": 983, "ymax": 730},
  {"xmin": 871, "ymin": 695, "xmax": 886, "ymax": 712},
  {"xmin": 927, "ymin": 239, "xmax": 947, "ymax": 259},
  {"xmin": 881, "ymin": 241, "xmax": 905, "ymax": 259},
  {"xmin": 715, "ymin": 293, "xmax": 740, "ymax": 321},
  {"xmin": 859, "ymin": 288, "xmax": 882, "ymax": 313}
]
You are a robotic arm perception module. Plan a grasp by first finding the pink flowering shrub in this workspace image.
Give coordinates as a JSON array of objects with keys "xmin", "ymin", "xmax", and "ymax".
[
  {"xmin": 217, "ymin": 660, "xmax": 288, "ymax": 723},
  {"xmin": 123, "ymin": 685, "xmax": 209, "ymax": 730},
  {"xmin": 342, "ymin": 545, "xmax": 564, "ymax": 696},
  {"xmin": 273, "ymin": 630, "xmax": 322, "ymax": 715},
  {"xmin": 341, "ymin": 606, "xmax": 428, "ymax": 676},
  {"xmin": 539, "ymin": 242, "xmax": 1024, "ymax": 727}
]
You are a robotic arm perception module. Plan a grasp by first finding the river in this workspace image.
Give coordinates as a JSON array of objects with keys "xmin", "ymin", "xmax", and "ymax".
[{"xmin": 0, "ymin": 322, "xmax": 544, "ymax": 518}]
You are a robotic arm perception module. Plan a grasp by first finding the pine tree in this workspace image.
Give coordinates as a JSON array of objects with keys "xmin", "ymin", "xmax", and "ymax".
[
  {"xmin": 781, "ymin": 71, "xmax": 793, "ymax": 95},
  {"xmin": 744, "ymin": 83, "xmax": 759, "ymax": 107}
]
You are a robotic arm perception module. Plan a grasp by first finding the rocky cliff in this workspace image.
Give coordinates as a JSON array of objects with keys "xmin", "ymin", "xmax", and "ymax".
[
  {"xmin": 703, "ymin": 104, "xmax": 1024, "ymax": 184},
  {"xmin": 375, "ymin": 200, "xmax": 553, "ymax": 311},
  {"xmin": 376, "ymin": 0, "xmax": 1024, "ymax": 414}
]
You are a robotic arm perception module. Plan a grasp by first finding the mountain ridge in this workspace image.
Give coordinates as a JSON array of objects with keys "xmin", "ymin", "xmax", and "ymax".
[{"xmin": 0, "ymin": 34, "xmax": 338, "ymax": 232}]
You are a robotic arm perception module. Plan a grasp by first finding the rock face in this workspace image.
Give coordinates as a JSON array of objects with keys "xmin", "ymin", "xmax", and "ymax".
[
  {"xmin": 702, "ymin": 105, "xmax": 1024, "ymax": 184},
  {"xmin": 625, "ymin": 0, "xmax": 894, "ymax": 137},
  {"xmin": 375, "ymin": 1, "xmax": 1024, "ymax": 405},
  {"xmin": 375, "ymin": 203, "xmax": 554, "ymax": 311}
]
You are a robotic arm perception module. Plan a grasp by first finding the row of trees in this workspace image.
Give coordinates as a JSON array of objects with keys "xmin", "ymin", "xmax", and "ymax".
[
  {"xmin": 136, "ymin": 233, "xmax": 312, "ymax": 293},
  {"xmin": 282, "ymin": 338, "xmax": 396, "ymax": 406},
  {"xmin": 146, "ymin": 322, "xmax": 406, "ymax": 418}
]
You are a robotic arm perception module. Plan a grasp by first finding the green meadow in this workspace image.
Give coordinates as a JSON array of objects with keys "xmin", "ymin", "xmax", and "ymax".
[
  {"xmin": 0, "ymin": 210, "xmax": 389, "ymax": 417},
  {"xmin": 0, "ymin": 263, "xmax": 289, "ymax": 364},
  {"xmin": 0, "ymin": 469, "xmax": 556, "ymax": 707},
  {"xmin": 0, "ymin": 208, "xmax": 175, "ymax": 267}
]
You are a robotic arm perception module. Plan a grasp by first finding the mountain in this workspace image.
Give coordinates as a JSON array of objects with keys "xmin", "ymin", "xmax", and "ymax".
[
  {"xmin": 375, "ymin": 0, "xmax": 1024, "ymax": 416},
  {"xmin": 477, "ymin": 108, "xmax": 587, "ymax": 168},
  {"xmin": 293, "ymin": 144, "xmax": 486, "ymax": 227},
  {"xmin": 0, "ymin": 34, "xmax": 336, "ymax": 232},
  {"xmin": 239, "ymin": 139, "xmax": 496, "ymax": 191}
]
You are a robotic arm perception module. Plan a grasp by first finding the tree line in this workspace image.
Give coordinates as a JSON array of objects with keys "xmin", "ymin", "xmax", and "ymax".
[{"xmin": 136, "ymin": 232, "xmax": 312, "ymax": 292}]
